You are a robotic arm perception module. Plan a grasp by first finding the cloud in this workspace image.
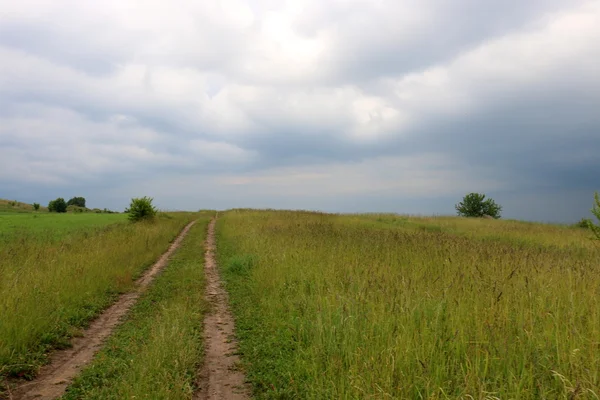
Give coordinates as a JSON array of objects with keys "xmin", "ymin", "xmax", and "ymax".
[{"xmin": 0, "ymin": 0, "xmax": 598, "ymax": 221}]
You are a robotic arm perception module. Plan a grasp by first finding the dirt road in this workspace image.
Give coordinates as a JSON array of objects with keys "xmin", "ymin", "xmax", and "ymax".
[
  {"xmin": 195, "ymin": 218, "xmax": 249, "ymax": 400},
  {"xmin": 9, "ymin": 220, "xmax": 197, "ymax": 400}
]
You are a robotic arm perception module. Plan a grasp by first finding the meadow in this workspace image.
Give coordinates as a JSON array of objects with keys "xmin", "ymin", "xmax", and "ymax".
[
  {"xmin": 0, "ymin": 210, "xmax": 197, "ymax": 380},
  {"xmin": 217, "ymin": 210, "xmax": 600, "ymax": 399},
  {"xmin": 0, "ymin": 212, "xmax": 127, "ymax": 240},
  {"xmin": 2, "ymin": 204, "xmax": 599, "ymax": 399}
]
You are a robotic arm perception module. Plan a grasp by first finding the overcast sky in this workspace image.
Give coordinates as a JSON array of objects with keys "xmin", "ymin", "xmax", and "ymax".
[{"xmin": 1, "ymin": 0, "xmax": 599, "ymax": 222}]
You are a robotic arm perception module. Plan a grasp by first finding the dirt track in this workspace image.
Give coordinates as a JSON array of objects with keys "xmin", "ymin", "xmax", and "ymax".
[
  {"xmin": 8, "ymin": 220, "xmax": 197, "ymax": 400},
  {"xmin": 195, "ymin": 218, "xmax": 249, "ymax": 400}
]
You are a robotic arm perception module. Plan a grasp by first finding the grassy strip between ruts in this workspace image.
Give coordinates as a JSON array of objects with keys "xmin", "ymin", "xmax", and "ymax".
[
  {"xmin": 0, "ymin": 213, "xmax": 197, "ymax": 382},
  {"xmin": 216, "ymin": 210, "xmax": 600, "ymax": 399},
  {"xmin": 61, "ymin": 215, "xmax": 211, "ymax": 400}
]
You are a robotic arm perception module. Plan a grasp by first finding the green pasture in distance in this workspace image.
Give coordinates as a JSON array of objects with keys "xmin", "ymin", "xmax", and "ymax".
[{"xmin": 0, "ymin": 212, "xmax": 128, "ymax": 239}]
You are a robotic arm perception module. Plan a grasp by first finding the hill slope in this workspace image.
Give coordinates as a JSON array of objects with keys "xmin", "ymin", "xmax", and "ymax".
[{"xmin": 0, "ymin": 199, "xmax": 47, "ymax": 212}]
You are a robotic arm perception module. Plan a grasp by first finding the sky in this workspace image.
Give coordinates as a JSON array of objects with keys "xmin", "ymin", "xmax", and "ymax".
[{"xmin": 0, "ymin": 0, "xmax": 599, "ymax": 222}]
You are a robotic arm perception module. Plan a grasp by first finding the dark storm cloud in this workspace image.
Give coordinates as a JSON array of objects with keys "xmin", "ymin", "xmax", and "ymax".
[{"xmin": 293, "ymin": 0, "xmax": 585, "ymax": 83}]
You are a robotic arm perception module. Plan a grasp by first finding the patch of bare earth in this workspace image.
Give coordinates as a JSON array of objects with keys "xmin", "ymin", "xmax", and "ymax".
[
  {"xmin": 195, "ymin": 218, "xmax": 249, "ymax": 400},
  {"xmin": 6, "ymin": 220, "xmax": 197, "ymax": 400}
]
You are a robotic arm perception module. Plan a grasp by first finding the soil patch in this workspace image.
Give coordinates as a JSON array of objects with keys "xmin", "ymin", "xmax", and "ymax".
[{"xmin": 195, "ymin": 218, "xmax": 249, "ymax": 400}]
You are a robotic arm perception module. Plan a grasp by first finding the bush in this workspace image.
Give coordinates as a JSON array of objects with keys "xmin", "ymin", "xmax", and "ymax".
[
  {"xmin": 128, "ymin": 196, "xmax": 157, "ymax": 222},
  {"xmin": 455, "ymin": 193, "xmax": 502, "ymax": 219},
  {"xmin": 67, "ymin": 196, "xmax": 86, "ymax": 208},
  {"xmin": 32, "ymin": 203, "xmax": 40, "ymax": 211},
  {"xmin": 48, "ymin": 198, "xmax": 67, "ymax": 213},
  {"xmin": 574, "ymin": 218, "xmax": 592, "ymax": 229},
  {"xmin": 590, "ymin": 192, "xmax": 600, "ymax": 240}
]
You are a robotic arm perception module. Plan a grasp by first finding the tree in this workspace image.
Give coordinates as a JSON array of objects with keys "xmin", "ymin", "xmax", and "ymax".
[
  {"xmin": 48, "ymin": 198, "xmax": 67, "ymax": 213},
  {"xmin": 33, "ymin": 203, "xmax": 40, "ymax": 211},
  {"xmin": 67, "ymin": 196, "xmax": 86, "ymax": 208},
  {"xmin": 590, "ymin": 191, "xmax": 600, "ymax": 240},
  {"xmin": 128, "ymin": 196, "xmax": 157, "ymax": 222},
  {"xmin": 455, "ymin": 193, "xmax": 502, "ymax": 219}
]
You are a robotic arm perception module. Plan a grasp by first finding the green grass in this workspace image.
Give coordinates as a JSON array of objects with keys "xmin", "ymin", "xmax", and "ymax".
[
  {"xmin": 0, "ymin": 212, "xmax": 127, "ymax": 240},
  {"xmin": 343, "ymin": 214, "xmax": 598, "ymax": 250},
  {"xmin": 0, "ymin": 212, "xmax": 197, "ymax": 381},
  {"xmin": 62, "ymin": 215, "xmax": 211, "ymax": 400},
  {"xmin": 217, "ymin": 210, "xmax": 600, "ymax": 399}
]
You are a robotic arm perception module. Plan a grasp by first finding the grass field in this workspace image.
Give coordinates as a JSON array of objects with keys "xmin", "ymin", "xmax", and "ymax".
[
  {"xmin": 0, "ymin": 212, "xmax": 197, "ymax": 380},
  {"xmin": 0, "ymin": 212, "xmax": 127, "ymax": 239},
  {"xmin": 217, "ymin": 210, "xmax": 600, "ymax": 399},
  {"xmin": 344, "ymin": 214, "xmax": 598, "ymax": 250},
  {"xmin": 2, "ymin": 206, "xmax": 598, "ymax": 399},
  {"xmin": 62, "ymin": 216, "xmax": 211, "ymax": 400}
]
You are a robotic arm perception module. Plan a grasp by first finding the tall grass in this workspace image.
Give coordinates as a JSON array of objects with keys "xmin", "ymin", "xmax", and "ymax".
[
  {"xmin": 217, "ymin": 210, "xmax": 600, "ymax": 399},
  {"xmin": 62, "ymin": 216, "xmax": 211, "ymax": 400},
  {"xmin": 344, "ymin": 214, "xmax": 598, "ymax": 250},
  {"xmin": 0, "ymin": 213, "xmax": 196, "ymax": 379}
]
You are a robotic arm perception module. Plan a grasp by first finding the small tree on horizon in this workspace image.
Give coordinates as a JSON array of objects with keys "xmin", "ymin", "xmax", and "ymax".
[
  {"xmin": 67, "ymin": 196, "xmax": 86, "ymax": 208},
  {"xmin": 48, "ymin": 198, "xmax": 67, "ymax": 213},
  {"xmin": 127, "ymin": 196, "xmax": 157, "ymax": 222},
  {"xmin": 455, "ymin": 193, "xmax": 502, "ymax": 219},
  {"xmin": 33, "ymin": 202, "xmax": 40, "ymax": 211}
]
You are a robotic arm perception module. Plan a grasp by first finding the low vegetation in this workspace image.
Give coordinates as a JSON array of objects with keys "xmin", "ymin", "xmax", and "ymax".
[
  {"xmin": 63, "ymin": 216, "xmax": 211, "ymax": 400},
  {"xmin": 0, "ymin": 199, "xmax": 46, "ymax": 213},
  {"xmin": 217, "ymin": 210, "xmax": 599, "ymax": 399},
  {"xmin": 2, "ymin": 194, "xmax": 598, "ymax": 398},
  {"xmin": 0, "ymin": 212, "xmax": 197, "ymax": 380}
]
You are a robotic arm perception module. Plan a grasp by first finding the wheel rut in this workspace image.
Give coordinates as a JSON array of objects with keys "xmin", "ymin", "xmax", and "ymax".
[
  {"xmin": 195, "ymin": 217, "xmax": 249, "ymax": 400},
  {"xmin": 7, "ymin": 220, "xmax": 197, "ymax": 400}
]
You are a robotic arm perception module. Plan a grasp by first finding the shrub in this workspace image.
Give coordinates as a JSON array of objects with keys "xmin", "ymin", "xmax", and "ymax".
[
  {"xmin": 590, "ymin": 192, "xmax": 600, "ymax": 240},
  {"xmin": 32, "ymin": 203, "xmax": 40, "ymax": 211},
  {"xmin": 67, "ymin": 197, "xmax": 86, "ymax": 208},
  {"xmin": 48, "ymin": 198, "xmax": 67, "ymax": 213},
  {"xmin": 128, "ymin": 196, "xmax": 157, "ymax": 222},
  {"xmin": 455, "ymin": 193, "xmax": 502, "ymax": 219},
  {"xmin": 574, "ymin": 218, "xmax": 592, "ymax": 229}
]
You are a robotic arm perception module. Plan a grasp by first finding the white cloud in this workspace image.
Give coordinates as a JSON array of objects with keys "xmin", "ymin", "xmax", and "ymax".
[{"xmin": 189, "ymin": 139, "xmax": 257, "ymax": 163}]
